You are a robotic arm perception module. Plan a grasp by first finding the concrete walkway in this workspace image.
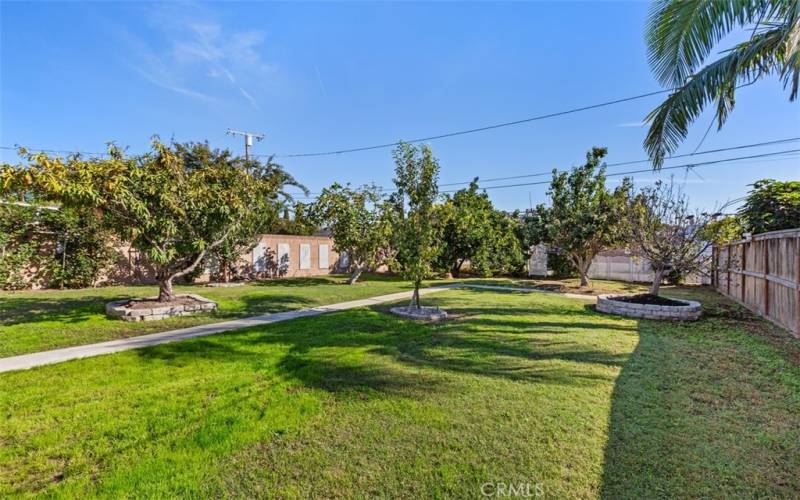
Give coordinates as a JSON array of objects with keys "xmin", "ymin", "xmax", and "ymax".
[{"xmin": 0, "ymin": 283, "xmax": 596, "ymax": 374}]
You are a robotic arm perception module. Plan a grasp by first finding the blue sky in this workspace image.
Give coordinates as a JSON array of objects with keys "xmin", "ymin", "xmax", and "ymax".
[{"xmin": 2, "ymin": 1, "xmax": 798, "ymax": 212}]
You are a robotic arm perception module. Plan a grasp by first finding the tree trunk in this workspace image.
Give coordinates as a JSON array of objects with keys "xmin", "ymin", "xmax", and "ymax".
[
  {"xmin": 151, "ymin": 229, "xmax": 231, "ymax": 303},
  {"xmin": 577, "ymin": 257, "xmax": 591, "ymax": 288},
  {"xmin": 348, "ymin": 266, "xmax": 363, "ymax": 285},
  {"xmin": 409, "ymin": 280, "xmax": 421, "ymax": 308},
  {"xmin": 451, "ymin": 259, "xmax": 464, "ymax": 278},
  {"xmin": 221, "ymin": 257, "xmax": 230, "ymax": 283},
  {"xmin": 650, "ymin": 268, "xmax": 664, "ymax": 296},
  {"xmin": 158, "ymin": 277, "xmax": 175, "ymax": 302}
]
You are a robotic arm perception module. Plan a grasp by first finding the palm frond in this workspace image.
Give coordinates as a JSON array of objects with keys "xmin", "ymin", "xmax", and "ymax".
[
  {"xmin": 782, "ymin": 10, "xmax": 800, "ymax": 98},
  {"xmin": 644, "ymin": 24, "xmax": 789, "ymax": 168},
  {"xmin": 646, "ymin": 0, "xmax": 771, "ymax": 87}
]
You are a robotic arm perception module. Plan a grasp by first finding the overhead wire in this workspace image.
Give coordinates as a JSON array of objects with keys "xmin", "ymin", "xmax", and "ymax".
[{"xmin": 264, "ymin": 89, "xmax": 673, "ymax": 158}]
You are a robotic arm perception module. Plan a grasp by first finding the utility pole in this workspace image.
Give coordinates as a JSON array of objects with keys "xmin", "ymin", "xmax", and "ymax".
[{"xmin": 226, "ymin": 128, "xmax": 264, "ymax": 161}]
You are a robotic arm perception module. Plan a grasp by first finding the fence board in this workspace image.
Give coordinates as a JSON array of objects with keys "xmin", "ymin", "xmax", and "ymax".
[{"xmin": 713, "ymin": 229, "xmax": 800, "ymax": 337}]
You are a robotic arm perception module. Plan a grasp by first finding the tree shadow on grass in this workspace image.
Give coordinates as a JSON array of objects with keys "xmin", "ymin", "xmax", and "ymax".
[
  {"xmin": 249, "ymin": 273, "xmax": 405, "ymax": 288},
  {"xmin": 250, "ymin": 277, "xmax": 341, "ymax": 288},
  {"xmin": 138, "ymin": 299, "xmax": 634, "ymax": 395},
  {"xmin": 137, "ymin": 324, "xmax": 446, "ymax": 400},
  {"xmin": 0, "ymin": 293, "xmax": 320, "ymax": 327},
  {"xmin": 213, "ymin": 294, "xmax": 317, "ymax": 319},
  {"xmin": 0, "ymin": 295, "xmax": 134, "ymax": 325},
  {"xmin": 372, "ymin": 326, "xmax": 630, "ymax": 386}
]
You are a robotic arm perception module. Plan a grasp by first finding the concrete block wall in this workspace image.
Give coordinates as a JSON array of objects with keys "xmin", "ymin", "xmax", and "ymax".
[{"xmin": 245, "ymin": 234, "xmax": 342, "ymax": 278}]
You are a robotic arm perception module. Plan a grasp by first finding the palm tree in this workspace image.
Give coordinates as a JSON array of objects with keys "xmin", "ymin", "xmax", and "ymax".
[
  {"xmin": 644, "ymin": 0, "xmax": 799, "ymax": 168},
  {"xmin": 210, "ymin": 154, "xmax": 308, "ymax": 282}
]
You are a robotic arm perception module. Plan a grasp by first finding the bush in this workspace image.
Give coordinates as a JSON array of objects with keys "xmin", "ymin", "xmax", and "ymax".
[
  {"xmin": 547, "ymin": 251, "xmax": 575, "ymax": 279},
  {"xmin": 0, "ymin": 204, "xmax": 116, "ymax": 289}
]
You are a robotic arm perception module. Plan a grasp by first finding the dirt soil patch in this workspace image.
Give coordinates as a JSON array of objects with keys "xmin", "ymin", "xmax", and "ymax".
[
  {"xmin": 610, "ymin": 294, "xmax": 687, "ymax": 306},
  {"xmin": 124, "ymin": 297, "xmax": 207, "ymax": 310}
]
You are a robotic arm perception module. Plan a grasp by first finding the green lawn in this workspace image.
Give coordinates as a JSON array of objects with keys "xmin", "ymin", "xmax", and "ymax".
[
  {"xmin": 465, "ymin": 276, "xmax": 652, "ymax": 296},
  {"xmin": 1, "ymin": 286, "xmax": 798, "ymax": 497},
  {"xmin": 0, "ymin": 274, "xmax": 417, "ymax": 357}
]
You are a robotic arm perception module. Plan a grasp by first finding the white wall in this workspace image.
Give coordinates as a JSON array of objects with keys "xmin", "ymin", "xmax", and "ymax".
[{"xmin": 588, "ymin": 255, "xmax": 654, "ymax": 282}]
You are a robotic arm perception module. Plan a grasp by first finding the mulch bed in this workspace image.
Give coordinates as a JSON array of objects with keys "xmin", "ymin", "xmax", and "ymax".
[
  {"xmin": 610, "ymin": 294, "xmax": 687, "ymax": 306},
  {"xmin": 124, "ymin": 296, "xmax": 206, "ymax": 310}
]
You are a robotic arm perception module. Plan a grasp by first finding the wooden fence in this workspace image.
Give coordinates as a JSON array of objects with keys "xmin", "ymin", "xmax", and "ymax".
[{"xmin": 712, "ymin": 228, "xmax": 800, "ymax": 337}]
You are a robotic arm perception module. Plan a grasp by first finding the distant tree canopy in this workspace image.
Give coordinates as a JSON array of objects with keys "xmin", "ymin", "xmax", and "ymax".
[
  {"xmin": 271, "ymin": 202, "xmax": 318, "ymax": 237},
  {"xmin": 0, "ymin": 140, "xmax": 292, "ymax": 301},
  {"xmin": 738, "ymin": 179, "xmax": 800, "ymax": 234},
  {"xmin": 484, "ymin": 209, "xmax": 525, "ymax": 276},
  {"xmin": 202, "ymin": 154, "xmax": 307, "ymax": 283},
  {"xmin": 702, "ymin": 215, "xmax": 744, "ymax": 246},
  {"xmin": 392, "ymin": 142, "xmax": 441, "ymax": 308},
  {"xmin": 309, "ymin": 183, "xmax": 393, "ymax": 284},
  {"xmin": 437, "ymin": 180, "xmax": 524, "ymax": 277},
  {"xmin": 437, "ymin": 179, "xmax": 494, "ymax": 277},
  {"xmin": 523, "ymin": 148, "xmax": 630, "ymax": 287}
]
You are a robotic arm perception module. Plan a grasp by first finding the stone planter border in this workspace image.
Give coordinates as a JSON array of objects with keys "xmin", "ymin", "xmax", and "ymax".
[
  {"xmin": 106, "ymin": 294, "xmax": 217, "ymax": 322},
  {"xmin": 596, "ymin": 294, "xmax": 702, "ymax": 321},
  {"xmin": 390, "ymin": 306, "xmax": 448, "ymax": 321}
]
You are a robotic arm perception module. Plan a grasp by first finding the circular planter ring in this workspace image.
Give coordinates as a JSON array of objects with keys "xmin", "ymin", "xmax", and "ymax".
[
  {"xmin": 390, "ymin": 306, "xmax": 448, "ymax": 321},
  {"xmin": 106, "ymin": 294, "xmax": 217, "ymax": 322},
  {"xmin": 596, "ymin": 294, "xmax": 702, "ymax": 321}
]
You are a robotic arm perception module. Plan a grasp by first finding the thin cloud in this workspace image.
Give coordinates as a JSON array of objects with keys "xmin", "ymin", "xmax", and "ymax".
[
  {"xmin": 238, "ymin": 87, "xmax": 260, "ymax": 109},
  {"xmin": 114, "ymin": 28, "xmax": 216, "ymax": 102},
  {"xmin": 113, "ymin": 2, "xmax": 273, "ymax": 108},
  {"xmin": 135, "ymin": 67, "xmax": 216, "ymax": 102}
]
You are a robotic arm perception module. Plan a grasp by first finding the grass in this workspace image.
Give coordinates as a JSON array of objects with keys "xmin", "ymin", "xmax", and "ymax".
[
  {"xmin": 1, "ymin": 285, "xmax": 798, "ymax": 497},
  {"xmin": 465, "ymin": 277, "xmax": 652, "ymax": 296},
  {"xmin": 0, "ymin": 274, "xmax": 416, "ymax": 357}
]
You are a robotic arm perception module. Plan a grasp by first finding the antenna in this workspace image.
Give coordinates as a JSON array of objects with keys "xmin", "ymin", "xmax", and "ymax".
[{"xmin": 226, "ymin": 128, "xmax": 264, "ymax": 161}]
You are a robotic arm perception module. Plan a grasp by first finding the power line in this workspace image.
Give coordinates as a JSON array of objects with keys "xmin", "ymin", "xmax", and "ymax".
[
  {"xmin": 0, "ymin": 145, "xmax": 109, "ymax": 157},
  {"xmin": 287, "ymin": 148, "xmax": 799, "ymax": 201},
  {"xmin": 1, "ymin": 83, "xmax": 768, "ymax": 161},
  {"xmin": 440, "ymin": 149, "xmax": 800, "ymax": 193},
  {"xmin": 439, "ymin": 137, "xmax": 800, "ymax": 187},
  {"xmin": 291, "ymin": 139, "xmax": 800, "ymax": 198},
  {"xmin": 0, "ymin": 89, "xmax": 669, "ymax": 160},
  {"xmin": 266, "ymin": 89, "xmax": 672, "ymax": 158}
]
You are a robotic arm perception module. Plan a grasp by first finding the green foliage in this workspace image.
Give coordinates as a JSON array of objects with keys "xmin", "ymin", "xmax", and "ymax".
[
  {"xmin": 202, "ymin": 155, "xmax": 307, "ymax": 283},
  {"xmin": 1, "ymin": 140, "xmax": 285, "ymax": 301},
  {"xmin": 644, "ymin": 0, "xmax": 798, "ymax": 166},
  {"xmin": 547, "ymin": 251, "xmax": 576, "ymax": 279},
  {"xmin": 702, "ymin": 215, "xmax": 745, "ymax": 245},
  {"xmin": 481, "ymin": 209, "xmax": 525, "ymax": 276},
  {"xmin": 436, "ymin": 179, "xmax": 522, "ymax": 277},
  {"xmin": 738, "ymin": 179, "xmax": 800, "ymax": 234},
  {"xmin": 271, "ymin": 202, "xmax": 318, "ymax": 236},
  {"xmin": 392, "ymin": 142, "xmax": 441, "ymax": 306},
  {"xmin": 0, "ymin": 204, "xmax": 116, "ymax": 289},
  {"xmin": 526, "ymin": 148, "xmax": 630, "ymax": 287},
  {"xmin": 309, "ymin": 183, "xmax": 393, "ymax": 284}
]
